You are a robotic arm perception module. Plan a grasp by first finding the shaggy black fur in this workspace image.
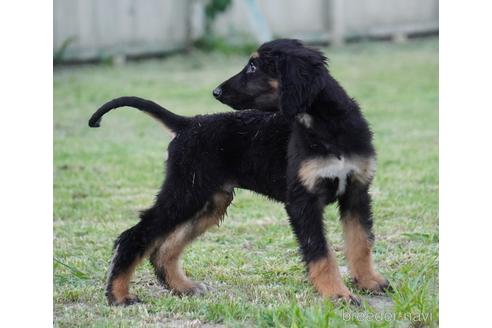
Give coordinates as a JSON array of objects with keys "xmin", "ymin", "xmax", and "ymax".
[
  {"xmin": 89, "ymin": 39, "xmax": 389, "ymax": 306},
  {"xmin": 90, "ymin": 98, "xmax": 291, "ymax": 305}
]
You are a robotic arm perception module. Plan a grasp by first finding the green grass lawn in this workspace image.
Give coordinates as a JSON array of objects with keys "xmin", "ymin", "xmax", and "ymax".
[{"xmin": 54, "ymin": 38, "xmax": 438, "ymax": 327}]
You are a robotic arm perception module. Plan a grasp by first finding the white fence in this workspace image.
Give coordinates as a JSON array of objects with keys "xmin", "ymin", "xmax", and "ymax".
[
  {"xmin": 54, "ymin": 0, "xmax": 438, "ymax": 61},
  {"xmin": 54, "ymin": 0, "xmax": 190, "ymax": 61}
]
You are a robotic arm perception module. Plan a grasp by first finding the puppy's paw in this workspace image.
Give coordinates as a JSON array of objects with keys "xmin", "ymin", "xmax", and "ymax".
[
  {"xmin": 173, "ymin": 282, "xmax": 214, "ymax": 296},
  {"xmin": 107, "ymin": 293, "xmax": 140, "ymax": 306},
  {"xmin": 353, "ymin": 273, "xmax": 391, "ymax": 294},
  {"xmin": 330, "ymin": 290, "xmax": 361, "ymax": 307}
]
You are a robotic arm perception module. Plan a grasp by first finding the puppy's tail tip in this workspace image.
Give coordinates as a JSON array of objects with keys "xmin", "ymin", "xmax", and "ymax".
[{"xmin": 88, "ymin": 118, "xmax": 101, "ymax": 128}]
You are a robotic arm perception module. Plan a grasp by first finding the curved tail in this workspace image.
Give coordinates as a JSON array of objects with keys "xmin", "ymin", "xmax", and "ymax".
[{"xmin": 88, "ymin": 96, "xmax": 190, "ymax": 132}]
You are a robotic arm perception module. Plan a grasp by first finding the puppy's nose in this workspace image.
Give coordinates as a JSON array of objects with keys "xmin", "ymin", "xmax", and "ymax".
[{"xmin": 213, "ymin": 87, "xmax": 222, "ymax": 98}]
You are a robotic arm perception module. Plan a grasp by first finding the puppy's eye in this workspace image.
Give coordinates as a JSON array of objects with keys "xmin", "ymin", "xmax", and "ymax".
[{"xmin": 246, "ymin": 62, "xmax": 257, "ymax": 74}]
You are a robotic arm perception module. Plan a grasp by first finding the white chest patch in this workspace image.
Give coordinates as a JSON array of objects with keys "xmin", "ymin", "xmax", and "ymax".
[{"xmin": 298, "ymin": 155, "xmax": 376, "ymax": 195}]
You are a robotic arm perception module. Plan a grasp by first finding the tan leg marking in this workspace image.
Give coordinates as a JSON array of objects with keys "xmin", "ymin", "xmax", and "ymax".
[
  {"xmin": 154, "ymin": 192, "xmax": 232, "ymax": 294},
  {"xmin": 343, "ymin": 215, "xmax": 388, "ymax": 293},
  {"xmin": 308, "ymin": 255, "xmax": 357, "ymax": 303},
  {"xmin": 110, "ymin": 257, "xmax": 142, "ymax": 304}
]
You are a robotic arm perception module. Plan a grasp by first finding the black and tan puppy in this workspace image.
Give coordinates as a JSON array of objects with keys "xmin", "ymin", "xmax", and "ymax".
[
  {"xmin": 89, "ymin": 39, "xmax": 388, "ymax": 306},
  {"xmin": 215, "ymin": 39, "xmax": 390, "ymax": 301}
]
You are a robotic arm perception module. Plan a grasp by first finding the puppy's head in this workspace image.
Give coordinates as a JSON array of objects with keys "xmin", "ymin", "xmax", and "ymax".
[{"xmin": 214, "ymin": 39, "xmax": 327, "ymax": 117}]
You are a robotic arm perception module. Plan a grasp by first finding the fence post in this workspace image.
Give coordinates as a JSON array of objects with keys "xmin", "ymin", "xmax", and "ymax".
[
  {"xmin": 244, "ymin": 0, "xmax": 272, "ymax": 44},
  {"xmin": 331, "ymin": 0, "xmax": 345, "ymax": 46},
  {"xmin": 184, "ymin": 0, "xmax": 193, "ymax": 52}
]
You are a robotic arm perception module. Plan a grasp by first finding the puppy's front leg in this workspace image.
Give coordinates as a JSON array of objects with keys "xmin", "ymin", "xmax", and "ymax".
[{"xmin": 285, "ymin": 181, "xmax": 360, "ymax": 305}]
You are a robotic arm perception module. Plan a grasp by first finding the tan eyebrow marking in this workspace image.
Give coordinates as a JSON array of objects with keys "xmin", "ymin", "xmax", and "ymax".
[{"xmin": 251, "ymin": 52, "xmax": 259, "ymax": 59}]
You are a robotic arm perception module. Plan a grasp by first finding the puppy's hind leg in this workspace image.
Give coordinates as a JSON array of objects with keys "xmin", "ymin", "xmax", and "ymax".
[
  {"xmin": 105, "ymin": 179, "xmax": 219, "ymax": 305},
  {"xmin": 150, "ymin": 190, "xmax": 233, "ymax": 295},
  {"xmin": 105, "ymin": 216, "xmax": 155, "ymax": 306}
]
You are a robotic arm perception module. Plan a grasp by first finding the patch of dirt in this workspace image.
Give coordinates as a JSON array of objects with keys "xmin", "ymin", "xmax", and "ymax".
[{"xmin": 364, "ymin": 295, "xmax": 394, "ymax": 312}]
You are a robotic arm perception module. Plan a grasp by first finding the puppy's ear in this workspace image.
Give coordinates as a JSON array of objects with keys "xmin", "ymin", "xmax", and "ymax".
[{"xmin": 276, "ymin": 50, "xmax": 326, "ymax": 118}]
